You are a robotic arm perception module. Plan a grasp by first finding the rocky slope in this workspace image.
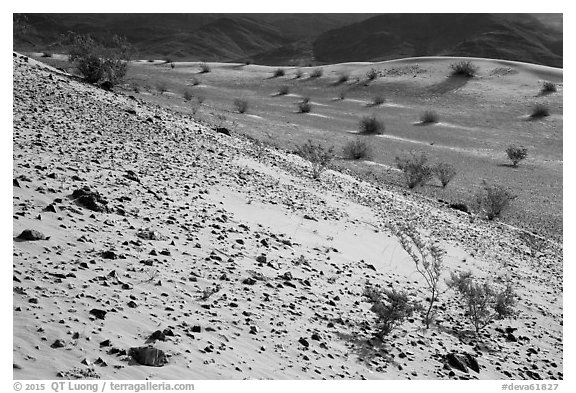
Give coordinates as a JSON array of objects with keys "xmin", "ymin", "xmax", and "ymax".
[{"xmin": 13, "ymin": 53, "xmax": 562, "ymax": 380}]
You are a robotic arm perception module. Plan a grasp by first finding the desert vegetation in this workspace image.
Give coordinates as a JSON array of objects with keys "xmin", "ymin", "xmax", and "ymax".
[
  {"xmin": 450, "ymin": 60, "xmax": 478, "ymax": 78},
  {"xmin": 474, "ymin": 180, "xmax": 517, "ymax": 220},
  {"xmin": 310, "ymin": 68, "xmax": 323, "ymax": 78},
  {"xmin": 363, "ymin": 286, "xmax": 419, "ymax": 338},
  {"xmin": 358, "ymin": 115, "xmax": 384, "ymax": 135},
  {"xmin": 370, "ymin": 95, "xmax": 385, "ymax": 106},
  {"xmin": 420, "ymin": 110, "xmax": 439, "ymax": 124},
  {"xmin": 447, "ymin": 271, "xmax": 516, "ymax": 334},
  {"xmin": 395, "ymin": 152, "xmax": 433, "ymax": 188},
  {"xmin": 233, "ymin": 98, "xmax": 249, "ymax": 114},
  {"xmin": 336, "ymin": 73, "xmax": 349, "ymax": 84},
  {"xmin": 366, "ymin": 68, "xmax": 379, "ymax": 81},
  {"xmin": 295, "ymin": 140, "xmax": 334, "ymax": 179},
  {"xmin": 342, "ymin": 138, "xmax": 372, "ymax": 160},
  {"xmin": 297, "ymin": 97, "xmax": 312, "ymax": 113},
  {"xmin": 530, "ymin": 104, "xmax": 550, "ymax": 119},
  {"xmin": 541, "ymin": 81, "xmax": 557, "ymax": 94},
  {"xmin": 273, "ymin": 68, "xmax": 285, "ymax": 77},
  {"xmin": 199, "ymin": 62, "xmax": 210, "ymax": 73},
  {"xmin": 66, "ymin": 33, "xmax": 132, "ymax": 85},
  {"xmin": 433, "ymin": 162, "xmax": 457, "ymax": 188},
  {"xmin": 277, "ymin": 85, "xmax": 290, "ymax": 96},
  {"xmin": 505, "ymin": 145, "xmax": 528, "ymax": 167},
  {"xmin": 393, "ymin": 225, "xmax": 444, "ymax": 328}
]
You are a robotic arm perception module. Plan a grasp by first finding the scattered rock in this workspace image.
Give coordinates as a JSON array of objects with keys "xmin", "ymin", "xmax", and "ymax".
[
  {"xmin": 128, "ymin": 346, "xmax": 167, "ymax": 367},
  {"xmin": 16, "ymin": 229, "xmax": 49, "ymax": 241}
]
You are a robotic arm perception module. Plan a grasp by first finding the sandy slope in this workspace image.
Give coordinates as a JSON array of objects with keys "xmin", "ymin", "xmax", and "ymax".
[{"xmin": 13, "ymin": 53, "xmax": 562, "ymax": 380}]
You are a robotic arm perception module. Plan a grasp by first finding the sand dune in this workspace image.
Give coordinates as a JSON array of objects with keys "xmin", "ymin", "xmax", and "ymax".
[{"xmin": 12, "ymin": 53, "xmax": 562, "ymax": 380}]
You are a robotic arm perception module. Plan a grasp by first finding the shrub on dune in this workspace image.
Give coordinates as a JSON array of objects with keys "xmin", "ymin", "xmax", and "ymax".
[
  {"xmin": 450, "ymin": 60, "xmax": 478, "ymax": 78},
  {"xmin": 310, "ymin": 68, "xmax": 323, "ymax": 78},
  {"xmin": 273, "ymin": 68, "xmax": 285, "ymax": 77},
  {"xmin": 233, "ymin": 98, "xmax": 249, "ymax": 114},
  {"xmin": 343, "ymin": 138, "xmax": 372, "ymax": 160},
  {"xmin": 358, "ymin": 115, "xmax": 384, "ymax": 135},
  {"xmin": 505, "ymin": 145, "xmax": 528, "ymax": 167},
  {"xmin": 395, "ymin": 152, "xmax": 433, "ymax": 188},
  {"xmin": 297, "ymin": 97, "xmax": 312, "ymax": 113},
  {"xmin": 541, "ymin": 81, "xmax": 557, "ymax": 94},
  {"xmin": 420, "ymin": 110, "xmax": 439, "ymax": 124},
  {"xmin": 530, "ymin": 104, "xmax": 550, "ymax": 119},
  {"xmin": 296, "ymin": 140, "xmax": 334, "ymax": 179}
]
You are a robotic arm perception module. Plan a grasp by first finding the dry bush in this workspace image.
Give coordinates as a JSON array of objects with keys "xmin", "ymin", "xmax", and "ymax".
[
  {"xmin": 297, "ymin": 97, "xmax": 312, "ymax": 113},
  {"xmin": 156, "ymin": 81, "xmax": 168, "ymax": 94},
  {"xmin": 420, "ymin": 110, "xmax": 439, "ymax": 124},
  {"xmin": 505, "ymin": 145, "xmax": 528, "ymax": 167},
  {"xmin": 296, "ymin": 140, "xmax": 334, "ymax": 179},
  {"xmin": 530, "ymin": 104, "xmax": 550, "ymax": 119},
  {"xmin": 371, "ymin": 95, "xmax": 385, "ymax": 106},
  {"xmin": 273, "ymin": 68, "xmax": 285, "ymax": 77},
  {"xmin": 395, "ymin": 152, "xmax": 433, "ymax": 188},
  {"xmin": 199, "ymin": 62, "xmax": 210, "ymax": 73},
  {"xmin": 474, "ymin": 180, "xmax": 517, "ymax": 220},
  {"xmin": 233, "ymin": 98, "xmax": 249, "ymax": 114},
  {"xmin": 343, "ymin": 138, "xmax": 372, "ymax": 160},
  {"xmin": 450, "ymin": 60, "xmax": 478, "ymax": 77},
  {"xmin": 358, "ymin": 115, "xmax": 384, "ymax": 135},
  {"xmin": 363, "ymin": 286, "xmax": 419, "ymax": 338},
  {"xmin": 541, "ymin": 81, "xmax": 557, "ymax": 93},
  {"xmin": 67, "ymin": 33, "xmax": 132, "ymax": 85},
  {"xmin": 277, "ymin": 85, "xmax": 290, "ymax": 96},
  {"xmin": 392, "ymin": 224, "xmax": 445, "ymax": 328},
  {"xmin": 433, "ymin": 162, "xmax": 457, "ymax": 188},
  {"xmin": 294, "ymin": 69, "xmax": 303, "ymax": 79},
  {"xmin": 366, "ymin": 68, "xmax": 379, "ymax": 81},
  {"xmin": 310, "ymin": 68, "xmax": 323, "ymax": 78},
  {"xmin": 446, "ymin": 271, "xmax": 516, "ymax": 333}
]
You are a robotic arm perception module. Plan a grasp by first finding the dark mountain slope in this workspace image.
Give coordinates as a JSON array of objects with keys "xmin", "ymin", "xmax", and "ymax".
[{"xmin": 313, "ymin": 13, "xmax": 562, "ymax": 67}]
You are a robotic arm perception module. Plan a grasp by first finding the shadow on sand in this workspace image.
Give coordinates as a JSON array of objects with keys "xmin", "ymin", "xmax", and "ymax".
[{"xmin": 427, "ymin": 75, "xmax": 471, "ymax": 95}]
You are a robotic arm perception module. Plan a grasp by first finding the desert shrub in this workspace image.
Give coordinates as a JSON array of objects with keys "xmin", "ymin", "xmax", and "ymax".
[
  {"xmin": 337, "ymin": 73, "xmax": 349, "ymax": 84},
  {"xmin": 474, "ymin": 180, "xmax": 517, "ymax": 220},
  {"xmin": 392, "ymin": 224, "xmax": 445, "ymax": 328},
  {"xmin": 170, "ymin": 62, "xmax": 175, "ymax": 69},
  {"xmin": 277, "ymin": 85, "xmax": 290, "ymax": 96},
  {"xmin": 343, "ymin": 138, "xmax": 372, "ymax": 160},
  {"xmin": 41, "ymin": 51, "xmax": 53, "ymax": 58},
  {"xmin": 450, "ymin": 60, "xmax": 478, "ymax": 78},
  {"xmin": 233, "ymin": 98, "xmax": 249, "ymax": 114},
  {"xmin": 420, "ymin": 110, "xmax": 439, "ymax": 124},
  {"xmin": 244, "ymin": 59, "xmax": 253, "ymax": 65},
  {"xmin": 294, "ymin": 69, "xmax": 303, "ymax": 79},
  {"xmin": 67, "ymin": 33, "xmax": 132, "ymax": 85},
  {"xmin": 371, "ymin": 95, "xmax": 385, "ymax": 106},
  {"xmin": 273, "ymin": 68, "xmax": 285, "ymax": 77},
  {"xmin": 358, "ymin": 115, "xmax": 384, "ymax": 135},
  {"xmin": 195, "ymin": 95, "xmax": 205, "ymax": 105},
  {"xmin": 530, "ymin": 104, "xmax": 550, "ymax": 119},
  {"xmin": 310, "ymin": 68, "xmax": 323, "ymax": 78},
  {"xmin": 199, "ymin": 62, "xmax": 210, "ymax": 73},
  {"xmin": 395, "ymin": 152, "xmax": 433, "ymax": 188},
  {"xmin": 183, "ymin": 89, "xmax": 194, "ymax": 101},
  {"xmin": 505, "ymin": 145, "xmax": 528, "ymax": 167},
  {"xmin": 296, "ymin": 140, "xmax": 334, "ymax": 179},
  {"xmin": 541, "ymin": 81, "xmax": 557, "ymax": 93},
  {"xmin": 433, "ymin": 162, "xmax": 457, "ymax": 188},
  {"xmin": 189, "ymin": 77, "xmax": 200, "ymax": 86},
  {"xmin": 297, "ymin": 97, "xmax": 312, "ymax": 113},
  {"xmin": 337, "ymin": 90, "xmax": 347, "ymax": 100},
  {"xmin": 363, "ymin": 286, "xmax": 418, "ymax": 338},
  {"xmin": 366, "ymin": 68, "xmax": 379, "ymax": 81},
  {"xmin": 446, "ymin": 271, "xmax": 516, "ymax": 333}
]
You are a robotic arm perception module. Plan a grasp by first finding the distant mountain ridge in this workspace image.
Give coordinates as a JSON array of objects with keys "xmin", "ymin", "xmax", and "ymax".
[
  {"xmin": 313, "ymin": 13, "xmax": 562, "ymax": 67},
  {"xmin": 14, "ymin": 13, "xmax": 562, "ymax": 67}
]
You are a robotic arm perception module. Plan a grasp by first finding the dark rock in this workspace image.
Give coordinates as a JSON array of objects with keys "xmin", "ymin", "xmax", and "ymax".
[
  {"xmin": 256, "ymin": 255, "xmax": 267, "ymax": 263},
  {"xmin": 191, "ymin": 325, "xmax": 202, "ymax": 333},
  {"xmin": 13, "ymin": 178, "xmax": 21, "ymax": 187},
  {"xmin": 465, "ymin": 353, "xmax": 480, "ymax": 373},
  {"xmin": 99, "ymin": 81, "xmax": 113, "ymax": 91},
  {"xmin": 72, "ymin": 187, "xmax": 110, "ymax": 213},
  {"xmin": 89, "ymin": 308, "xmax": 107, "ymax": 320},
  {"xmin": 127, "ymin": 301, "xmax": 138, "ymax": 308},
  {"xmin": 16, "ymin": 229, "xmax": 49, "ymax": 241},
  {"xmin": 128, "ymin": 346, "xmax": 167, "ymax": 367},
  {"xmin": 149, "ymin": 330, "xmax": 166, "ymax": 341},
  {"xmin": 214, "ymin": 127, "xmax": 231, "ymax": 136},
  {"xmin": 51, "ymin": 339, "xmax": 65, "ymax": 349},
  {"xmin": 100, "ymin": 339, "xmax": 111, "ymax": 348},
  {"xmin": 446, "ymin": 353, "xmax": 469, "ymax": 373},
  {"xmin": 449, "ymin": 203, "xmax": 469, "ymax": 214},
  {"xmin": 298, "ymin": 337, "xmax": 310, "ymax": 348},
  {"xmin": 243, "ymin": 277, "xmax": 257, "ymax": 285},
  {"xmin": 101, "ymin": 250, "xmax": 118, "ymax": 259},
  {"xmin": 366, "ymin": 264, "xmax": 377, "ymax": 272}
]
